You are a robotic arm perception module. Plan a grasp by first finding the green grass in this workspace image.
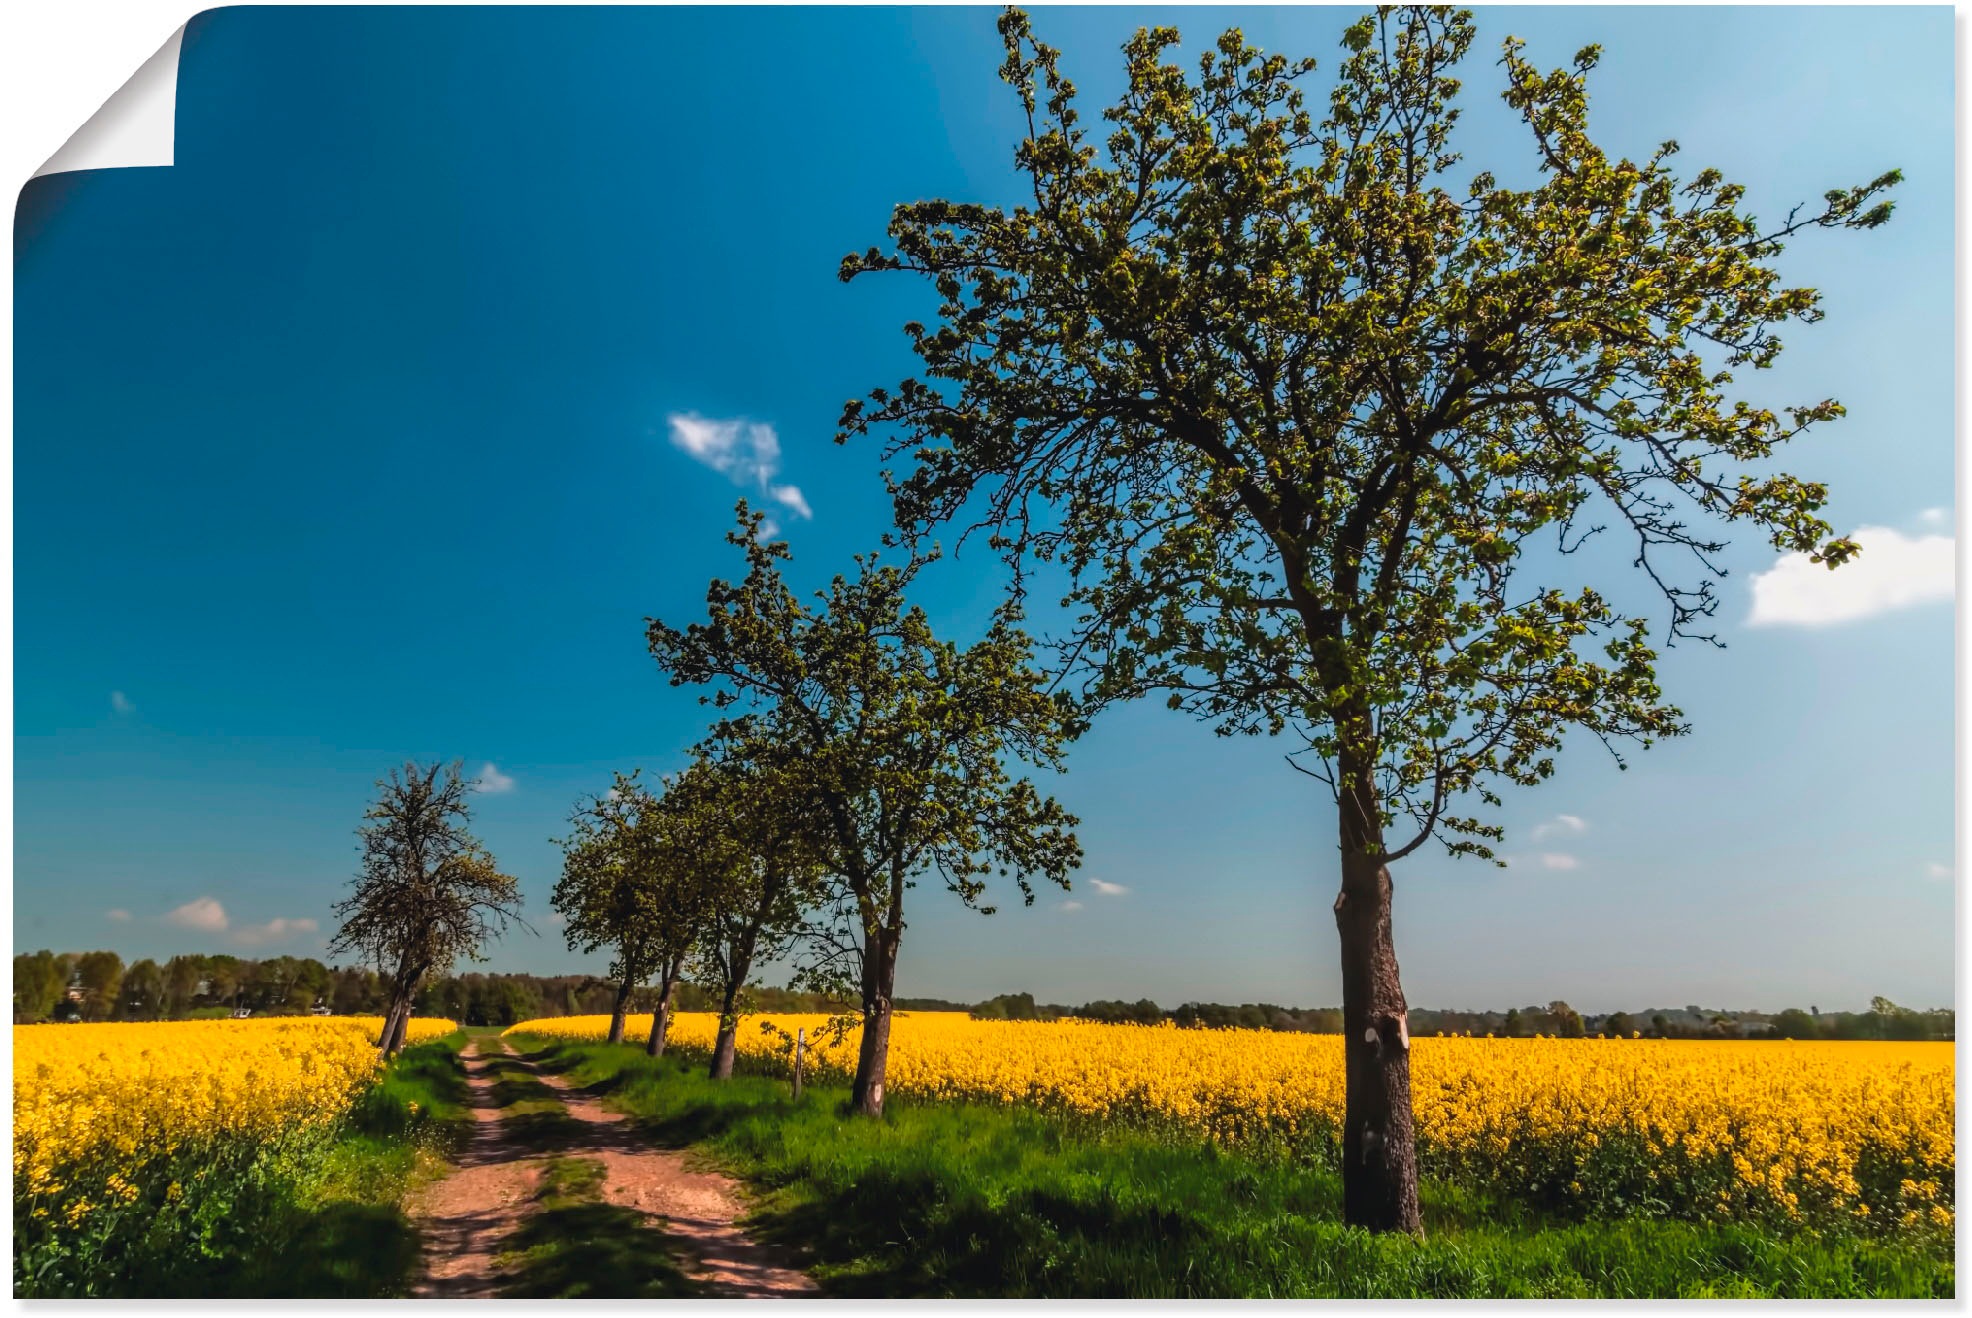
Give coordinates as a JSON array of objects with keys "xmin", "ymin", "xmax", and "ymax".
[
  {"xmin": 17, "ymin": 1031, "xmax": 474, "ymax": 1298},
  {"xmin": 510, "ymin": 1036, "xmax": 1954, "ymax": 1300},
  {"xmin": 495, "ymin": 1155, "xmax": 698, "ymax": 1298}
]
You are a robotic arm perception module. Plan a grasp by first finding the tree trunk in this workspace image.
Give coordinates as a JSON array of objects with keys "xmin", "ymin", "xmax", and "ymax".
[
  {"xmin": 1333, "ymin": 779, "xmax": 1421, "ymax": 1235},
  {"xmin": 607, "ymin": 975, "xmax": 634, "ymax": 1046},
  {"xmin": 646, "ymin": 961, "xmax": 679, "ymax": 1057},
  {"xmin": 709, "ymin": 922, "xmax": 763, "ymax": 1081},
  {"xmin": 382, "ymin": 994, "xmax": 412, "ymax": 1057},
  {"xmin": 850, "ymin": 930, "xmax": 899, "ymax": 1117},
  {"xmin": 376, "ymin": 996, "xmax": 406, "ymax": 1051}
]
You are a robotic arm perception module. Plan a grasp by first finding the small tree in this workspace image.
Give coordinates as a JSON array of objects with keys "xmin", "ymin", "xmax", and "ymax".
[
  {"xmin": 330, "ymin": 760, "xmax": 522, "ymax": 1056},
  {"xmin": 837, "ymin": 7, "xmax": 1897, "ymax": 1230},
  {"xmin": 649, "ymin": 505, "xmax": 1083, "ymax": 1116},
  {"xmin": 682, "ymin": 739, "xmax": 830, "ymax": 1080},
  {"xmin": 553, "ymin": 770, "xmax": 721, "ymax": 1046}
]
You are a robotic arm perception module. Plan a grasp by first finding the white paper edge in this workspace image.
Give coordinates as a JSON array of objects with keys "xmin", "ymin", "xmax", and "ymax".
[{"xmin": 32, "ymin": 23, "xmax": 185, "ymax": 178}]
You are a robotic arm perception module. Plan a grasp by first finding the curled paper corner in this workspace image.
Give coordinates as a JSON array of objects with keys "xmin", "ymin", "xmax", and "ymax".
[{"xmin": 34, "ymin": 25, "xmax": 186, "ymax": 178}]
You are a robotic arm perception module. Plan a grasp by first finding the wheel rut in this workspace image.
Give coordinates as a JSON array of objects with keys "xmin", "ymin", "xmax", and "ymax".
[{"xmin": 407, "ymin": 1035, "xmax": 816, "ymax": 1299}]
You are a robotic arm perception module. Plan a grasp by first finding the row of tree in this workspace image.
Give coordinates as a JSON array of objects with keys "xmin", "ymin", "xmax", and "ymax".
[
  {"xmin": 449, "ymin": 507, "xmax": 1084, "ymax": 1115},
  {"xmin": 12, "ymin": 950, "xmax": 374, "ymax": 1023},
  {"xmin": 547, "ymin": 532, "xmax": 1085, "ymax": 1110},
  {"xmin": 965, "ymin": 995, "xmax": 1954, "ymax": 1040}
]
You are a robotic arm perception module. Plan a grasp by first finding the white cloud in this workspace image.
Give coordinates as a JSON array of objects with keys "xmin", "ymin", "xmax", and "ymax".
[
  {"xmin": 666, "ymin": 412, "xmax": 816, "ymax": 523},
  {"xmin": 756, "ymin": 516, "xmax": 781, "ymax": 541},
  {"xmin": 166, "ymin": 896, "xmax": 229, "ymax": 932},
  {"xmin": 1919, "ymin": 507, "xmax": 1950, "ymax": 528},
  {"xmin": 1060, "ymin": 900, "xmax": 1084, "ymax": 913},
  {"xmin": 105, "ymin": 908, "xmax": 131, "ymax": 922},
  {"xmin": 1089, "ymin": 878, "xmax": 1130, "ymax": 897},
  {"xmin": 768, "ymin": 483, "xmax": 812, "ymax": 519},
  {"xmin": 1748, "ymin": 525, "xmax": 1953, "ymax": 627},
  {"xmin": 544, "ymin": 912, "xmax": 567, "ymax": 928},
  {"xmin": 110, "ymin": 691, "xmax": 134, "ymax": 715},
  {"xmin": 472, "ymin": 763, "xmax": 516, "ymax": 794},
  {"xmin": 1926, "ymin": 862, "xmax": 1952, "ymax": 881},
  {"xmin": 1530, "ymin": 814, "xmax": 1587, "ymax": 843},
  {"xmin": 1538, "ymin": 853, "xmax": 1580, "ymax": 871},
  {"xmin": 232, "ymin": 916, "xmax": 320, "ymax": 948}
]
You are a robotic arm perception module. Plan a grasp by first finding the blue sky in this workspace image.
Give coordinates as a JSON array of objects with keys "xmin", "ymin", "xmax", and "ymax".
[{"xmin": 14, "ymin": 5, "xmax": 1954, "ymax": 1012}]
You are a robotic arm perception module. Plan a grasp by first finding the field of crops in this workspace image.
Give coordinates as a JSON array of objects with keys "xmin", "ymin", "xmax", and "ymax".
[
  {"xmin": 511, "ymin": 1012, "xmax": 1954, "ymax": 1240},
  {"xmin": 14, "ymin": 1014, "xmax": 458, "ymax": 1274}
]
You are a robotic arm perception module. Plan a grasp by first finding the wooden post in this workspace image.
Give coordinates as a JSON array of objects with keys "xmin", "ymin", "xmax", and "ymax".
[{"xmin": 793, "ymin": 1027, "xmax": 805, "ymax": 1099}]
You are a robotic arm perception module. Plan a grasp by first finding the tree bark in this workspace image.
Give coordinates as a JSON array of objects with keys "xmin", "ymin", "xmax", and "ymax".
[
  {"xmin": 1334, "ymin": 778, "xmax": 1422, "ymax": 1235},
  {"xmin": 376, "ymin": 996, "xmax": 407, "ymax": 1052},
  {"xmin": 850, "ymin": 929, "xmax": 900, "ymax": 1117},
  {"xmin": 382, "ymin": 992, "xmax": 413, "ymax": 1058},
  {"xmin": 646, "ymin": 959, "xmax": 680, "ymax": 1057},
  {"xmin": 607, "ymin": 974, "xmax": 634, "ymax": 1046}
]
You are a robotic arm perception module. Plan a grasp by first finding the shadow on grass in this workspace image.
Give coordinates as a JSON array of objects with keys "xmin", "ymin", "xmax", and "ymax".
[{"xmin": 238, "ymin": 1201, "xmax": 427, "ymax": 1298}]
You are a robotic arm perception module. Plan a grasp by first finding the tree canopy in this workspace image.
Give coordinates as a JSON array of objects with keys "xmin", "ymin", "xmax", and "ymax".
[{"xmin": 648, "ymin": 503, "xmax": 1083, "ymax": 1114}]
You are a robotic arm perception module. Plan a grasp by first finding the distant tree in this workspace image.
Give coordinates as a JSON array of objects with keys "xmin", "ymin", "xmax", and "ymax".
[
  {"xmin": 161, "ymin": 955, "xmax": 204, "ymax": 1016},
  {"xmin": 554, "ymin": 768, "xmax": 727, "ymax": 1050},
  {"xmin": 838, "ymin": 5, "xmax": 1897, "ymax": 1232},
  {"xmin": 329, "ymin": 761, "xmax": 523, "ymax": 1056},
  {"xmin": 684, "ymin": 744, "xmax": 830, "ymax": 1080},
  {"xmin": 1502, "ymin": 1007, "xmax": 1522, "ymax": 1038},
  {"xmin": 71, "ymin": 951, "xmax": 123, "ymax": 1023},
  {"xmin": 1549, "ymin": 1001, "xmax": 1585, "ymax": 1038},
  {"xmin": 328, "ymin": 965, "xmax": 376, "ymax": 1014},
  {"xmin": 556, "ymin": 772, "xmax": 672, "ymax": 1045},
  {"xmin": 120, "ymin": 959, "xmax": 166, "ymax": 1020},
  {"xmin": 973, "ymin": 992, "xmax": 1046, "ymax": 1022},
  {"xmin": 649, "ymin": 506, "xmax": 1082, "ymax": 1116},
  {"xmin": 1651, "ymin": 1013, "xmax": 1669, "ymax": 1037},
  {"xmin": 1771, "ymin": 1007, "xmax": 1818, "ymax": 1040},
  {"xmin": 1604, "ymin": 1011, "xmax": 1633, "ymax": 1038},
  {"xmin": 13, "ymin": 951, "xmax": 66, "ymax": 1023}
]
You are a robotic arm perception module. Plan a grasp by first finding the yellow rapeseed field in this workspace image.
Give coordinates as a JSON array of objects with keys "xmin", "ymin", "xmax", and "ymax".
[
  {"xmin": 510, "ymin": 1012, "xmax": 1953, "ymax": 1237},
  {"xmin": 14, "ymin": 1015, "xmax": 457, "ymax": 1220}
]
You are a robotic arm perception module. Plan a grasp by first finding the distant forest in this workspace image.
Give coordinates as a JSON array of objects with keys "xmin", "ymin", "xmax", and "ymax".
[{"xmin": 11, "ymin": 948, "xmax": 1953, "ymax": 1041}]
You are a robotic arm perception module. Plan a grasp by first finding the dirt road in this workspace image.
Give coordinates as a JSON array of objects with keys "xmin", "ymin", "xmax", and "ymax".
[{"xmin": 408, "ymin": 1036, "xmax": 815, "ymax": 1298}]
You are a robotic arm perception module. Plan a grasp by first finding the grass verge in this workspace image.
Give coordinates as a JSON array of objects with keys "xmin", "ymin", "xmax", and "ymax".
[{"xmin": 509, "ymin": 1036, "xmax": 1954, "ymax": 1300}]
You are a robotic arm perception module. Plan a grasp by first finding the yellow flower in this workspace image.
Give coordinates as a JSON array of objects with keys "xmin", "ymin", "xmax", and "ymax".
[{"xmin": 504, "ymin": 1013, "xmax": 1953, "ymax": 1236}]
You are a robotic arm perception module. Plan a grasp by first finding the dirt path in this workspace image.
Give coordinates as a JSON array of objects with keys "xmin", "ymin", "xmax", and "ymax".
[
  {"xmin": 407, "ymin": 1036, "xmax": 816, "ymax": 1299},
  {"xmin": 407, "ymin": 1038, "xmax": 543, "ymax": 1298},
  {"xmin": 527, "ymin": 1050, "xmax": 819, "ymax": 1297}
]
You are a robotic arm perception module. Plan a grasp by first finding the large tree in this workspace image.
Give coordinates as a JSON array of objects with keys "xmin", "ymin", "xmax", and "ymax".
[
  {"xmin": 649, "ymin": 505, "xmax": 1083, "ymax": 1116},
  {"xmin": 330, "ymin": 761, "xmax": 522, "ymax": 1056},
  {"xmin": 837, "ymin": 7, "xmax": 1897, "ymax": 1229}
]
